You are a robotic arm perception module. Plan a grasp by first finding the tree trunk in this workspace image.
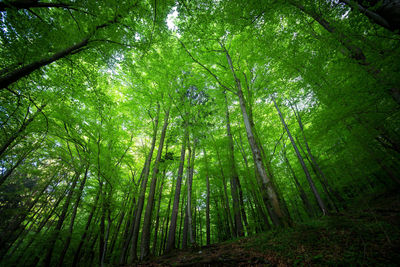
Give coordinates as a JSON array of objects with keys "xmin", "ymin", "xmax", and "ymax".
[
  {"xmin": 203, "ymin": 148, "xmax": 211, "ymax": 245},
  {"xmin": 272, "ymin": 97, "xmax": 327, "ymax": 215},
  {"xmin": 152, "ymin": 173, "xmax": 165, "ymax": 256},
  {"xmin": 128, "ymin": 105, "xmax": 160, "ymax": 263},
  {"xmin": 185, "ymin": 139, "xmax": 196, "ymax": 246},
  {"xmin": 72, "ymin": 189, "xmax": 101, "ymax": 267},
  {"xmin": 160, "ymin": 174, "xmax": 175, "ymax": 255},
  {"xmin": 165, "ymin": 120, "xmax": 188, "ymax": 253},
  {"xmin": 140, "ymin": 108, "xmax": 170, "ymax": 260},
  {"xmin": 211, "ymin": 134, "xmax": 235, "ymax": 236},
  {"xmin": 224, "ymin": 91, "xmax": 245, "ymax": 237},
  {"xmin": 43, "ymin": 171, "xmax": 81, "ymax": 267},
  {"xmin": 283, "ymin": 146, "xmax": 315, "ymax": 217},
  {"xmin": 57, "ymin": 164, "xmax": 89, "ymax": 266},
  {"xmin": 221, "ymin": 44, "xmax": 289, "ymax": 227}
]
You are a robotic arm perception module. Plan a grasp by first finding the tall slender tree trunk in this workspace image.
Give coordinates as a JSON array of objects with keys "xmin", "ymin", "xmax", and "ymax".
[
  {"xmin": 272, "ymin": 97, "xmax": 327, "ymax": 215},
  {"xmin": 140, "ymin": 108, "xmax": 170, "ymax": 260},
  {"xmin": 129, "ymin": 105, "xmax": 160, "ymax": 263},
  {"xmin": 118, "ymin": 191, "xmax": 136, "ymax": 264},
  {"xmin": 224, "ymin": 91, "xmax": 244, "ymax": 237},
  {"xmin": 291, "ymin": 103, "xmax": 345, "ymax": 207},
  {"xmin": 212, "ymin": 134, "xmax": 235, "ymax": 236},
  {"xmin": 165, "ymin": 120, "xmax": 188, "ymax": 253},
  {"xmin": 71, "ymin": 187, "xmax": 100, "ymax": 267},
  {"xmin": 203, "ymin": 148, "xmax": 211, "ymax": 245},
  {"xmin": 57, "ymin": 164, "xmax": 89, "ymax": 266},
  {"xmin": 160, "ymin": 174, "xmax": 175, "ymax": 255},
  {"xmin": 43, "ymin": 171, "xmax": 81, "ymax": 267},
  {"xmin": 0, "ymin": 166, "xmax": 56, "ymax": 259},
  {"xmin": 282, "ymin": 146, "xmax": 315, "ymax": 217},
  {"xmin": 152, "ymin": 173, "xmax": 165, "ymax": 256},
  {"xmin": 185, "ymin": 139, "xmax": 196, "ymax": 246},
  {"xmin": 182, "ymin": 204, "xmax": 189, "ymax": 249}
]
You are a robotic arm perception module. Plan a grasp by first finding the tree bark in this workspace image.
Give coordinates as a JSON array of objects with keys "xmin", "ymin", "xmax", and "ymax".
[
  {"xmin": 165, "ymin": 119, "xmax": 188, "ymax": 253},
  {"xmin": 212, "ymin": 134, "xmax": 235, "ymax": 236},
  {"xmin": 72, "ymin": 189, "xmax": 101, "ymax": 267},
  {"xmin": 203, "ymin": 148, "xmax": 211, "ymax": 245},
  {"xmin": 57, "ymin": 164, "xmax": 89, "ymax": 266},
  {"xmin": 128, "ymin": 105, "xmax": 160, "ymax": 263},
  {"xmin": 185, "ymin": 139, "xmax": 196, "ymax": 246},
  {"xmin": 272, "ymin": 97, "xmax": 327, "ymax": 215},
  {"xmin": 282, "ymin": 146, "xmax": 315, "ymax": 217},
  {"xmin": 43, "ymin": 171, "xmax": 81, "ymax": 267},
  {"xmin": 140, "ymin": 108, "xmax": 170, "ymax": 260},
  {"xmin": 224, "ymin": 91, "xmax": 244, "ymax": 237},
  {"xmin": 152, "ymin": 173, "xmax": 165, "ymax": 256}
]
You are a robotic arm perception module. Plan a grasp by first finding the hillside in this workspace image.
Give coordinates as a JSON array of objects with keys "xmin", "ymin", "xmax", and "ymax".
[{"xmin": 135, "ymin": 190, "xmax": 400, "ymax": 266}]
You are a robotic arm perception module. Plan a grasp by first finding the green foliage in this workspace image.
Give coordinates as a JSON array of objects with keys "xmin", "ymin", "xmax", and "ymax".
[{"xmin": 0, "ymin": 0, "xmax": 399, "ymax": 265}]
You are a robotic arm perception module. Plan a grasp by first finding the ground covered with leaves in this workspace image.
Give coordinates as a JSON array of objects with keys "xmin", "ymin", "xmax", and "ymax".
[{"xmin": 132, "ymin": 190, "xmax": 400, "ymax": 266}]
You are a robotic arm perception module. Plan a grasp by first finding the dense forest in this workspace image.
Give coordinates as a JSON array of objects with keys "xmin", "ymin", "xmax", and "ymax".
[{"xmin": 1, "ymin": 0, "xmax": 399, "ymax": 266}]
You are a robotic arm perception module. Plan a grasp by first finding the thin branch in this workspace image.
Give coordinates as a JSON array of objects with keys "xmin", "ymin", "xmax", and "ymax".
[{"xmin": 178, "ymin": 39, "xmax": 237, "ymax": 95}]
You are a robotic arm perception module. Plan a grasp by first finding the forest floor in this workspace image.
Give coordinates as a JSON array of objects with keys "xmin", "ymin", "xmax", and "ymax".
[{"xmin": 133, "ymin": 189, "xmax": 400, "ymax": 266}]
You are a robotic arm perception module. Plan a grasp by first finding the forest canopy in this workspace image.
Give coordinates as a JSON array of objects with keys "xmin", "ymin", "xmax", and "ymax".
[{"xmin": 0, "ymin": 0, "xmax": 399, "ymax": 266}]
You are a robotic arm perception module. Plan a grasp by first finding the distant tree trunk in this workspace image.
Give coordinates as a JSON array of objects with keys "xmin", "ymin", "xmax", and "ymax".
[
  {"xmin": 160, "ymin": 174, "xmax": 175, "ymax": 255},
  {"xmin": 99, "ymin": 183, "xmax": 106, "ymax": 267},
  {"xmin": 118, "ymin": 188, "xmax": 137, "ymax": 265},
  {"xmin": 182, "ymin": 204, "xmax": 189, "ymax": 249},
  {"xmin": 107, "ymin": 196, "xmax": 128, "ymax": 262},
  {"xmin": 237, "ymin": 177, "xmax": 249, "ymax": 235},
  {"xmin": 0, "ymin": 167, "xmax": 56, "ymax": 259},
  {"xmin": 128, "ymin": 105, "xmax": 160, "ymax": 263},
  {"xmin": 211, "ymin": 134, "xmax": 235, "ymax": 236},
  {"xmin": 282, "ymin": 146, "xmax": 315, "ymax": 217},
  {"xmin": 43, "ymin": 171, "xmax": 81, "ymax": 267},
  {"xmin": 152, "ymin": 174, "xmax": 165, "ymax": 256},
  {"xmin": 72, "ymin": 189, "xmax": 101, "ymax": 267},
  {"xmin": 140, "ymin": 108, "xmax": 170, "ymax": 260},
  {"xmin": 290, "ymin": 102, "xmax": 345, "ymax": 208},
  {"xmin": 223, "ymin": 91, "xmax": 244, "ymax": 237},
  {"xmin": 16, "ymin": 184, "xmax": 70, "ymax": 266},
  {"xmin": 177, "ymin": 189, "xmax": 187, "ymax": 249},
  {"xmin": 57, "ymin": 164, "xmax": 89, "ymax": 266},
  {"xmin": 203, "ymin": 148, "xmax": 211, "ymax": 245},
  {"xmin": 186, "ymin": 139, "xmax": 196, "ymax": 246},
  {"xmin": 272, "ymin": 97, "xmax": 327, "ymax": 215},
  {"xmin": 295, "ymin": 136, "xmax": 340, "ymax": 212},
  {"xmin": 198, "ymin": 206, "xmax": 203, "ymax": 246},
  {"xmin": 165, "ymin": 120, "xmax": 188, "ymax": 253}
]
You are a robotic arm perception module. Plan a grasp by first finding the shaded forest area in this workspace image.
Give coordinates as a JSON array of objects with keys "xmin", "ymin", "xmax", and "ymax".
[{"xmin": 0, "ymin": 0, "xmax": 399, "ymax": 266}]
